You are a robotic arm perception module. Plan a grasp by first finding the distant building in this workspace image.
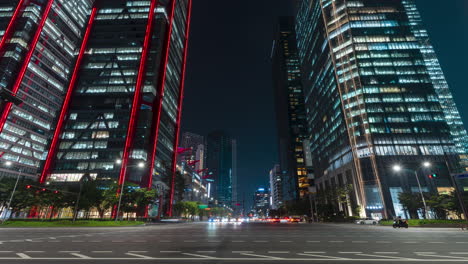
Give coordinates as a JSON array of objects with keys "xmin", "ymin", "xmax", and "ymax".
[
  {"xmin": 206, "ymin": 131, "xmax": 237, "ymax": 207},
  {"xmin": 269, "ymin": 165, "xmax": 283, "ymax": 210},
  {"xmin": 180, "ymin": 132, "xmax": 206, "ymax": 172},
  {"xmin": 272, "ymin": 17, "xmax": 309, "ymax": 201},
  {"xmin": 253, "ymin": 187, "xmax": 270, "ymax": 217},
  {"xmin": 296, "ymin": 0, "xmax": 467, "ymax": 219}
]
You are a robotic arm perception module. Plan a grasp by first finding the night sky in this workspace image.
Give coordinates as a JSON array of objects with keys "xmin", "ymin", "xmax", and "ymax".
[{"xmin": 182, "ymin": 0, "xmax": 468, "ymax": 202}]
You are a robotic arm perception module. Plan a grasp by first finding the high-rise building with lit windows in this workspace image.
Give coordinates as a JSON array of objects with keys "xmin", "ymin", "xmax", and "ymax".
[
  {"xmin": 272, "ymin": 17, "xmax": 309, "ymax": 201},
  {"xmin": 0, "ymin": 0, "xmax": 94, "ymax": 178},
  {"xmin": 34, "ymin": 0, "xmax": 192, "ymax": 216},
  {"xmin": 296, "ymin": 0, "xmax": 467, "ymax": 219}
]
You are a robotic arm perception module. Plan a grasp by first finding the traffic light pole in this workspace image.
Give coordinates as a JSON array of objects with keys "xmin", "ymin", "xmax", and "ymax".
[{"xmin": 413, "ymin": 170, "xmax": 429, "ymax": 219}]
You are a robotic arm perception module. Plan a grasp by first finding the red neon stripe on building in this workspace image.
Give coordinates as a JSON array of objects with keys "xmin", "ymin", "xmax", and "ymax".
[
  {"xmin": 39, "ymin": 7, "xmax": 98, "ymax": 184},
  {"xmin": 167, "ymin": 0, "xmax": 193, "ymax": 217},
  {"xmin": 0, "ymin": 0, "xmax": 26, "ymax": 55},
  {"xmin": 0, "ymin": 0, "xmax": 54, "ymax": 134},
  {"xmin": 146, "ymin": 0, "xmax": 177, "ymax": 190},
  {"xmin": 117, "ymin": 0, "xmax": 158, "ymax": 186}
]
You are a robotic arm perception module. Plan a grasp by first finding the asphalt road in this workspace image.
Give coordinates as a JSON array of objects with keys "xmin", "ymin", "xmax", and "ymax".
[{"xmin": 0, "ymin": 222, "xmax": 467, "ymax": 263}]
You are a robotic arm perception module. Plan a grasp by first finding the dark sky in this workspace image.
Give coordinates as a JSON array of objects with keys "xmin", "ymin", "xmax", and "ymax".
[{"xmin": 182, "ymin": 0, "xmax": 468, "ymax": 202}]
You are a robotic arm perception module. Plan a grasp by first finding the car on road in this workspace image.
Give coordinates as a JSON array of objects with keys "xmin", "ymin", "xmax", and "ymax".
[{"xmin": 355, "ymin": 218, "xmax": 378, "ymax": 225}]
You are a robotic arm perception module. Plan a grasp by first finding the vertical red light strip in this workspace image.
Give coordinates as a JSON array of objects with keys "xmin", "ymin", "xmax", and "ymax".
[
  {"xmin": 0, "ymin": 0, "xmax": 26, "ymax": 55},
  {"xmin": 145, "ymin": 0, "xmax": 177, "ymax": 189},
  {"xmin": 167, "ymin": 0, "xmax": 193, "ymax": 217},
  {"xmin": 0, "ymin": 0, "xmax": 54, "ymax": 134},
  {"xmin": 39, "ymin": 7, "xmax": 98, "ymax": 184},
  {"xmin": 117, "ymin": 0, "xmax": 158, "ymax": 186}
]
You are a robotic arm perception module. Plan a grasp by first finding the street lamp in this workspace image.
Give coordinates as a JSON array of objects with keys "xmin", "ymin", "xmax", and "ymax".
[
  {"xmin": 393, "ymin": 162, "xmax": 431, "ymax": 219},
  {"xmin": 114, "ymin": 159, "xmax": 145, "ymax": 221},
  {"xmin": 2, "ymin": 161, "xmax": 23, "ymax": 224}
]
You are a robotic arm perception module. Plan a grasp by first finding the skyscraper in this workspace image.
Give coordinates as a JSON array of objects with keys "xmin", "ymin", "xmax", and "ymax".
[
  {"xmin": 206, "ymin": 131, "xmax": 236, "ymax": 206},
  {"xmin": 37, "ymin": 0, "xmax": 192, "ymax": 216},
  {"xmin": 0, "ymin": 0, "xmax": 93, "ymax": 178},
  {"xmin": 296, "ymin": 0, "xmax": 467, "ymax": 218},
  {"xmin": 272, "ymin": 17, "xmax": 309, "ymax": 201},
  {"xmin": 180, "ymin": 132, "xmax": 205, "ymax": 172},
  {"xmin": 269, "ymin": 164, "xmax": 283, "ymax": 210}
]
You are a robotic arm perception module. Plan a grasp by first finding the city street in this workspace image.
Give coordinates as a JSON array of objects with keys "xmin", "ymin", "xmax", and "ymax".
[{"xmin": 0, "ymin": 222, "xmax": 467, "ymax": 263}]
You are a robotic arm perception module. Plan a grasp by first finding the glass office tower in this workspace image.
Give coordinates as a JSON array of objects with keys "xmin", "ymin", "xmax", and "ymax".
[
  {"xmin": 40, "ymin": 0, "xmax": 192, "ymax": 216},
  {"xmin": 0, "ymin": 0, "xmax": 93, "ymax": 178},
  {"xmin": 296, "ymin": 0, "xmax": 467, "ymax": 218},
  {"xmin": 272, "ymin": 17, "xmax": 309, "ymax": 201}
]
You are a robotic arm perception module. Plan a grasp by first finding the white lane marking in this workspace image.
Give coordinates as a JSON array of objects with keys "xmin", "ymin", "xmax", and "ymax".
[
  {"xmin": 232, "ymin": 251, "xmax": 253, "ymax": 253},
  {"xmin": 374, "ymin": 252, "xmax": 399, "ymax": 254},
  {"xmin": 339, "ymin": 252, "xmax": 362, "ymax": 254},
  {"xmin": 451, "ymin": 252, "xmax": 468, "ymax": 255},
  {"xmin": 403, "ymin": 241, "xmax": 418, "ymax": 244},
  {"xmin": 182, "ymin": 253, "xmax": 215, "ymax": 259},
  {"xmin": 16, "ymin": 253, "xmax": 31, "ymax": 259},
  {"xmin": 125, "ymin": 252, "xmax": 152, "ymax": 259},
  {"xmin": 268, "ymin": 251, "xmax": 290, "ymax": 254},
  {"xmin": 49, "ymin": 237, "xmax": 56, "ymax": 240},
  {"xmin": 415, "ymin": 252, "xmax": 437, "ymax": 254},
  {"xmin": 297, "ymin": 253, "xmax": 348, "ymax": 260},
  {"xmin": 417, "ymin": 253, "xmax": 468, "ymax": 260},
  {"xmin": 70, "ymin": 253, "xmax": 91, "ymax": 259},
  {"xmin": 429, "ymin": 242, "xmax": 445, "ymax": 244},
  {"xmin": 455, "ymin": 242, "xmax": 468, "ymax": 244},
  {"xmin": 304, "ymin": 252, "xmax": 326, "ymax": 254},
  {"xmin": 24, "ymin": 251, "xmax": 44, "ymax": 253},
  {"xmin": 357, "ymin": 253, "xmax": 413, "ymax": 260},
  {"xmin": 0, "ymin": 251, "xmax": 13, "ymax": 253},
  {"xmin": 160, "ymin": 251, "xmax": 181, "ymax": 253},
  {"xmin": 241, "ymin": 253, "xmax": 283, "ymax": 259}
]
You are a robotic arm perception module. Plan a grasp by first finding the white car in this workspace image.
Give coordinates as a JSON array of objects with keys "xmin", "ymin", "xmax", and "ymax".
[{"xmin": 356, "ymin": 218, "xmax": 378, "ymax": 225}]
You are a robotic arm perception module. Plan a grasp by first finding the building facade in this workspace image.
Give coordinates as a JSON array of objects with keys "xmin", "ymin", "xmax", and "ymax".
[
  {"xmin": 253, "ymin": 187, "xmax": 270, "ymax": 217},
  {"xmin": 272, "ymin": 17, "xmax": 309, "ymax": 201},
  {"xmin": 34, "ymin": 0, "xmax": 193, "ymax": 216},
  {"xmin": 180, "ymin": 131, "xmax": 205, "ymax": 172},
  {"xmin": 269, "ymin": 164, "xmax": 283, "ymax": 210},
  {"xmin": 296, "ymin": 0, "xmax": 467, "ymax": 218},
  {"xmin": 206, "ymin": 130, "xmax": 236, "ymax": 206},
  {"xmin": 0, "ymin": 0, "xmax": 94, "ymax": 178}
]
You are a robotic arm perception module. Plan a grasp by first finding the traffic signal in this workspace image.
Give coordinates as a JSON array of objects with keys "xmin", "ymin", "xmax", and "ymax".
[
  {"xmin": 53, "ymin": 190, "xmax": 59, "ymax": 194},
  {"xmin": 26, "ymin": 185, "xmax": 31, "ymax": 189},
  {"xmin": 428, "ymin": 173, "xmax": 438, "ymax": 179}
]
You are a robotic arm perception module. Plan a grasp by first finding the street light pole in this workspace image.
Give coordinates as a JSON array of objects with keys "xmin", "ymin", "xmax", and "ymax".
[
  {"xmin": 115, "ymin": 177, "xmax": 126, "ymax": 222},
  {"xmin": 412, "ymin": 170, "xmax": 429, "ymax": 219},
  {"xmin": 2, "ymin": 168, "xmax": 22, "ymax": 224}
]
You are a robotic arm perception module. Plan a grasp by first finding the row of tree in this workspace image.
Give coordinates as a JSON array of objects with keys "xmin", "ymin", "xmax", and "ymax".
[
  {"xmin": 173, "ymin": 201, "xmax": 232, "ymax": 220},
  {"xmin": 398, "ymin": 191, "xmax": 468, "ymax": 219},
  {"xmin": 0, "ymin": 177, "xmax": 156, "ymax": 220}
]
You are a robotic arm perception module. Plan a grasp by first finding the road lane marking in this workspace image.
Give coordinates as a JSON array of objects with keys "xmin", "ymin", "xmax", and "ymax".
[
  {"xmin": 24, "ymin": 251, "xmax": 44, "ymax": 253},
  {"xmin": 357, "ymin": 253, "xmax": 413, "ymax": 260},
  {"xmin": 182, "ymin": 253, "xmax": 215, "ymax": 259},
  {"xmin": 268, "ymin": 251, "xmax": 290, "ymax": 254},
  {"xmin": 455, "ymin": 242, "xmax": 468, "ymax": 244},
  {"xmin": 429, "ymin": 242, "xmax": 445, "ymax": 244},
  {"xmin": 451, "ymin": 253, "xmax": 468, "ymax": 255},
  {"xmin": 304, "ymin": 252, "xmax": 326, "ymax": 254},
  {"xmin": 297, "ymin": 253, "xmax": 348, "ymax": 260},
  {"xmin": 160, "ymin": 251, "xmax": 181, "ymax": 253},
  {"xmin": 241, "ymin": 253, "xmax": 283, "ymax": 259},
  {"xmin": 374, "ymin": 252, "xmax": 399, "ymax": 254},
  {"xmin": 415, "ymin": 252, "xmax": 436, "ymax": 254},
  {"xmin": 417, "ymin": 253, "xmax": 468, "ymax": 260},
  {"xmin": 0, "ymin": 251, "xmax": 13, "ymax": 253},
  {"xmin": 339, "ymin": 252, "xmax": 362, "ymax": 254},
  {"xmin": 70, "ymin": 253, "xmax": 91, "ymax": 259},
  {"xmin": 16, "ymin": 253, "xmax": 31, "ymax": 259},
  {"xmin": 125, "ymin": 253, "xmax": 152, "ymax": 259},
  {"xmin": 232, "ymin": 251, "xmax": 253, "ymax": 253}
]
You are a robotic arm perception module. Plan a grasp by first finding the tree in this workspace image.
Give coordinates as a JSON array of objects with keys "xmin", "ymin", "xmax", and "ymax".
[
  {"xmin": 398, "ymin": 192, "xmax": 424, "ymax": 219},
  {"xmin": 446, "ymin": 191, "xmax": 468, "ymax": 219},
  {"xmin": 426, "ymin": 194, "xmax": 451, "ymax": 219}
]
